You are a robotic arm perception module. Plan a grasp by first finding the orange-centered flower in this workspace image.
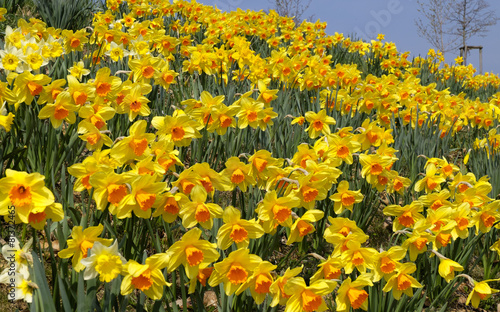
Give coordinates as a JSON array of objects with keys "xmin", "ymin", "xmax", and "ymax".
[
  {"xmin": 27, "ymin": 81, "xmax": 43, "ymax": 96},
  {"xmin": 352, "ymin": 251, "xmax": 364, "ymax": 266},
  {"xmin": 136, "ymin": 190, "xmax": 156, "ymax": 211},
  {"xmin": 481, "ymin": 212, "xmax": 495, "ymax": 228},
  {"xmin": 163, "ymin": 197, "xmax": 179, "ymax": 215},
  {"xmin": 253, "ymin": 158, "xmax": 268, "ymax": 173},
  {"xmin": 96, "ymin": 82, "xmax": 111, "ymax": 97},
  {"xmin": 227, "ymin": 263, "xmax": 248, "ymax": 284},
  {"xmin": 230, "ymin": 224, "xmax": 248, "ymax": 243},
  {"xmin": 254, "ymin": 274, "xmax": 272, "ymax": 294},
  {"xmin": 247, "ymin": 111, "xmax": 258, "ymax": 122},
  {"xmin": 413, "ymin": 237, "xmax": 428, "ymax": 250},
  {"xmin": 219, "ymin": 114, "xmax": 232, "ymax": 128},
  {"xmin": 341, "ymin": 193, "xmax": 356, "ymax": 206},
  {"xmin": 70, "ymin": 38, "xmax": 81, "ymax": 48},
  {"xmin": 347, "ymin": 288, "xmax": 368, "ymax": 310},
  {"xmin": 171, "ymin": 127, "xmax": 185, "ymax": 141},
  {"xmin": 73, "ymin": 91, "xmax": 87, "ymax": 106},
  {"xmin": 397, "ymin": 274, "xmax": 412, "ymax": 291},
  {"xmin": 337, "ymin": 145, "xmax": 350, "ymax": 158},
  {"xmin": 398, "ymin": 211, "xmax": 415, "ymax": 228},
  {"xmin": 54, "ymin": 105, "xmax": 70, "ymax": 120},
  {"xmin": 370, "ymin": 163, "xmax": 383, "ymax": 175},
  {"xmin": 302, "ymin": 186, "xmax": 319, "ymax": 202},
  {"xmin": 195, "ymin": 204, "xmax": 211, "ymax": 223},
  {"xmin": 302, "ymin": 289, "xmax": 322, "ymax": 312},
  {"xmin": 338, "ymin": 226, "xmax": 351, "ymax": 237},
  {"xmin": 272, "ymin": 204, "xmax": 291, "ymax": 223},
  {"xmin": 28, "ymin": 211, "xmax": 46, "ymax": 224},
  {"xmin": 142, "ymin": 66, "xmax": 155, "ymax": 79},
  {"xmin": 9, "ymin": 184, "xmax": 32, "ymax": 207},
  {"xmin": 297, "ymin": 220, "xmax": 314, "ymax": 236},
  {"xmin": 323, "ymin": 263, "xmax": 341, "ymax": 279},
  {"xmin": 380, "ymin": 257, "xmax": 396, "ymax": 274},
  {"xmin": 80, "ymin": 240, "xmax": 94, "ymax": 258},
  {"xmin": 130, "ymin": 100, "xmax": 142, "ymax": 112},
  {"xmin": 107, "ymin": 184, "xmax": 128, "ymax": 205},
  {"xmin": 185, "ymin": 246, "xmax": 204, "ymax": 266},
  {"xmin": 231, "ymin": 168, "xmax": 245, "ymax": 184},
  {"xmin": 312, "ymin": 120, "xmax": 323, "ymax": 132},
  {"xmin": 129, "ymin": 138, "xmax": 148, "ymax": 156},
  {"xmin": 131, "ymin": 268, "xmax": 153, "ymax": 291}
]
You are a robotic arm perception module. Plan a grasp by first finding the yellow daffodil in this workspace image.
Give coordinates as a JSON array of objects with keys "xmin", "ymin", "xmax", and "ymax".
[
  {"xmin": 256, "ymin": 190, "xmax": 301, "ymax": 233},
  {"xmin": 304, "ymin": 109, "xmax": 336, "ymax": 139},
  {"xmin": 329, "ymin": 180, "xmax": 363, "ymax": 215},
  {"xmin": 286, "ymin": 209, "xmax": 324, "ymax": 245},
  {"xmin": 236, "ymin": 261, "xmax": 276, "ymax": 304},
  {"xmin": 220, "ymin": 156, "xmax": 256, "ymax": 192},
  {"xmin": 165, "ymin": 228, "xmax": 219, "ymax": 279},
  {"xmin": 216, "ymin": 205, "xmax": 264, "ymax": 250},
  {"xmin": 179, "ymin": 185, "xmax": 223, "ymax": 229},
  {"xmin": 336, "ymin": 274, "xmax": 373, "ymax": 312},
  {"xmin": 383, "ymin": 262, "xmax": 423, "ymax": 300},
  {"xmin": 283, "ymin": 277, "xmax": 336, "ymax": 312},
  {"xmin": 58, "ymin": 224, "xmax": 113, "ymax": 272},
  {"xmin": 121, "ymin": 253, "xmax": 171, "ymax": 300},
  {"xmin": 208, "ymin": 248, "xmax": 262, "ymax": 296},
  {"xmin": 0, "ymin": 169, "xmax": 55, "ymax": 223}
]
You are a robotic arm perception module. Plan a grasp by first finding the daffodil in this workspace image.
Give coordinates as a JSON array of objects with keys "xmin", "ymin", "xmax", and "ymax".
[
  {"xmin": 283, "ymin": 277, "xmax": 336, "ymax": 312},
  {"xmin": 81, "ymin": 240, "xmax": 126, "ymax": 283},
  {"xmin": 304, "ymin": 109, "xmax": 336, "ymax": 139},
  {"xmin": 383, "ymin": 201, "xmax": 425, "ymax": 231},
  {"xmin": 256, "ymin": 190, "xmax": 301, "ymax": 233},
  {"xmin": 163, "ymin": 228, "xmax": 218, "ymax": 280},
  {"xmin": 110, "ymin": 120, "xmax": 155, "ymax": 164},
  {"xmin": 465, "ymin": 278, "xmax": 500, "ymax": 308},
  {"xmin": 152, "ymin": 191, "xmax": 188, "ymax": 223},
  {"xmin": 58, "ymin": 224, "xmax": 113, "ymax": 272},
  {"xmin": 269, "ymin": 266, "xmax": 303, "ymax": 307},
  {"xmin": 310, "ymin": 256, "xmax": 344, "ymax": 283},
  {"xmin": 220, "ymin": 156, "xmax": 256, "ymax": 192},
  {"xmin": 12, "ymin": 71, "xmax": 51, "ymax": 106},
  {"xmin": 372, "ymin": 246, "xmax": 407, "ymax": 282},
  {"xmin": 236, "ymin": 261, "xmax": 277, "ymax": 304},
  {"xmin": 0, "ymin": 270, "xmax": 35, "ymax": 303},
  {"xmin": 152, "ymin": 110, "xmax": 202, "ymax": 147},
  {"xmin": 208, "ymin": 248, "xmax": 262, "ymax": 296},
  {"xmin": 179, "ymin": 185, "xmax": 223, "ymax": 229},
  {"xmin": 116, "ymin": 174, "xmax": 166, "ymax": 219},
  {"xmin": 438, "ymin": 258, "xmax": 464, "ymax": 283},
  {"xmin": 0, "ymin": 169, "xmax": 55, "ymax": 224},
  {"xmin": 89, "ymin": 172, "xmax": 131, "ymax": 213},
  {"xmin": 121, "ymin": 253, "xmax": 171, "ymax": 300},
  {"xmin": 340, "ymin": 239, "xmax": 378, "ymax": 274},
  {"xmin": 117, "ymin": 83, "xmax": 151, "ymax": 121},
  {"xmin": 329, "ymin": 180, "xmax": 363, "ymax": 215},
  {"xmin": 24, "ymin": 202, "xmax": 64, "ymax": 230},
  {"xmin": 1, "ymin": 236, "xmax": 32, "ymax": 277},
  {"xmin": 216, "ymin": 206, "xmax": 264, "ymax": 250},
  {"xmin": 336, "ymin": 274, "xmax": 373, "ymax": 312},
  {"xmin": 383, "ymin": 262, "xmax": 423, "ymax": 299},
  {"xmin": 286, "ymin": 209, "xmax": 324, "ymax": 245}
]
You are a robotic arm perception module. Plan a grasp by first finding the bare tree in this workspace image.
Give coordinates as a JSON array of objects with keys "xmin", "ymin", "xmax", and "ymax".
[
  {"xmin": 447, "ymin": 0, "xmax": 498, "ymax": 63},
  {"xmin": 415, "ymin": 0, "xmax": 458, "ymax": 55},
  {"xmin": 269, "ymin": 0, "xmax": 312, "ymax": 24}
]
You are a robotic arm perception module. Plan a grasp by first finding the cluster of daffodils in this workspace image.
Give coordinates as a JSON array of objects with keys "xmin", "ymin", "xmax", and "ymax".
[
  {"xmin": 0, "ymin": 237, "xmax": 35, "ymax": 303},
  {"xmin": 1, "ymin": 0, "xmax": 500, "ymax": 310}
]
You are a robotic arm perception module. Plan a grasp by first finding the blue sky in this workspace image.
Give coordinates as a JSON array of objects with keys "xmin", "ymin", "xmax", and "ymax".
[{"xmin": 197, "ymin": 0, "xmax": 500, "ymax": 75}]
